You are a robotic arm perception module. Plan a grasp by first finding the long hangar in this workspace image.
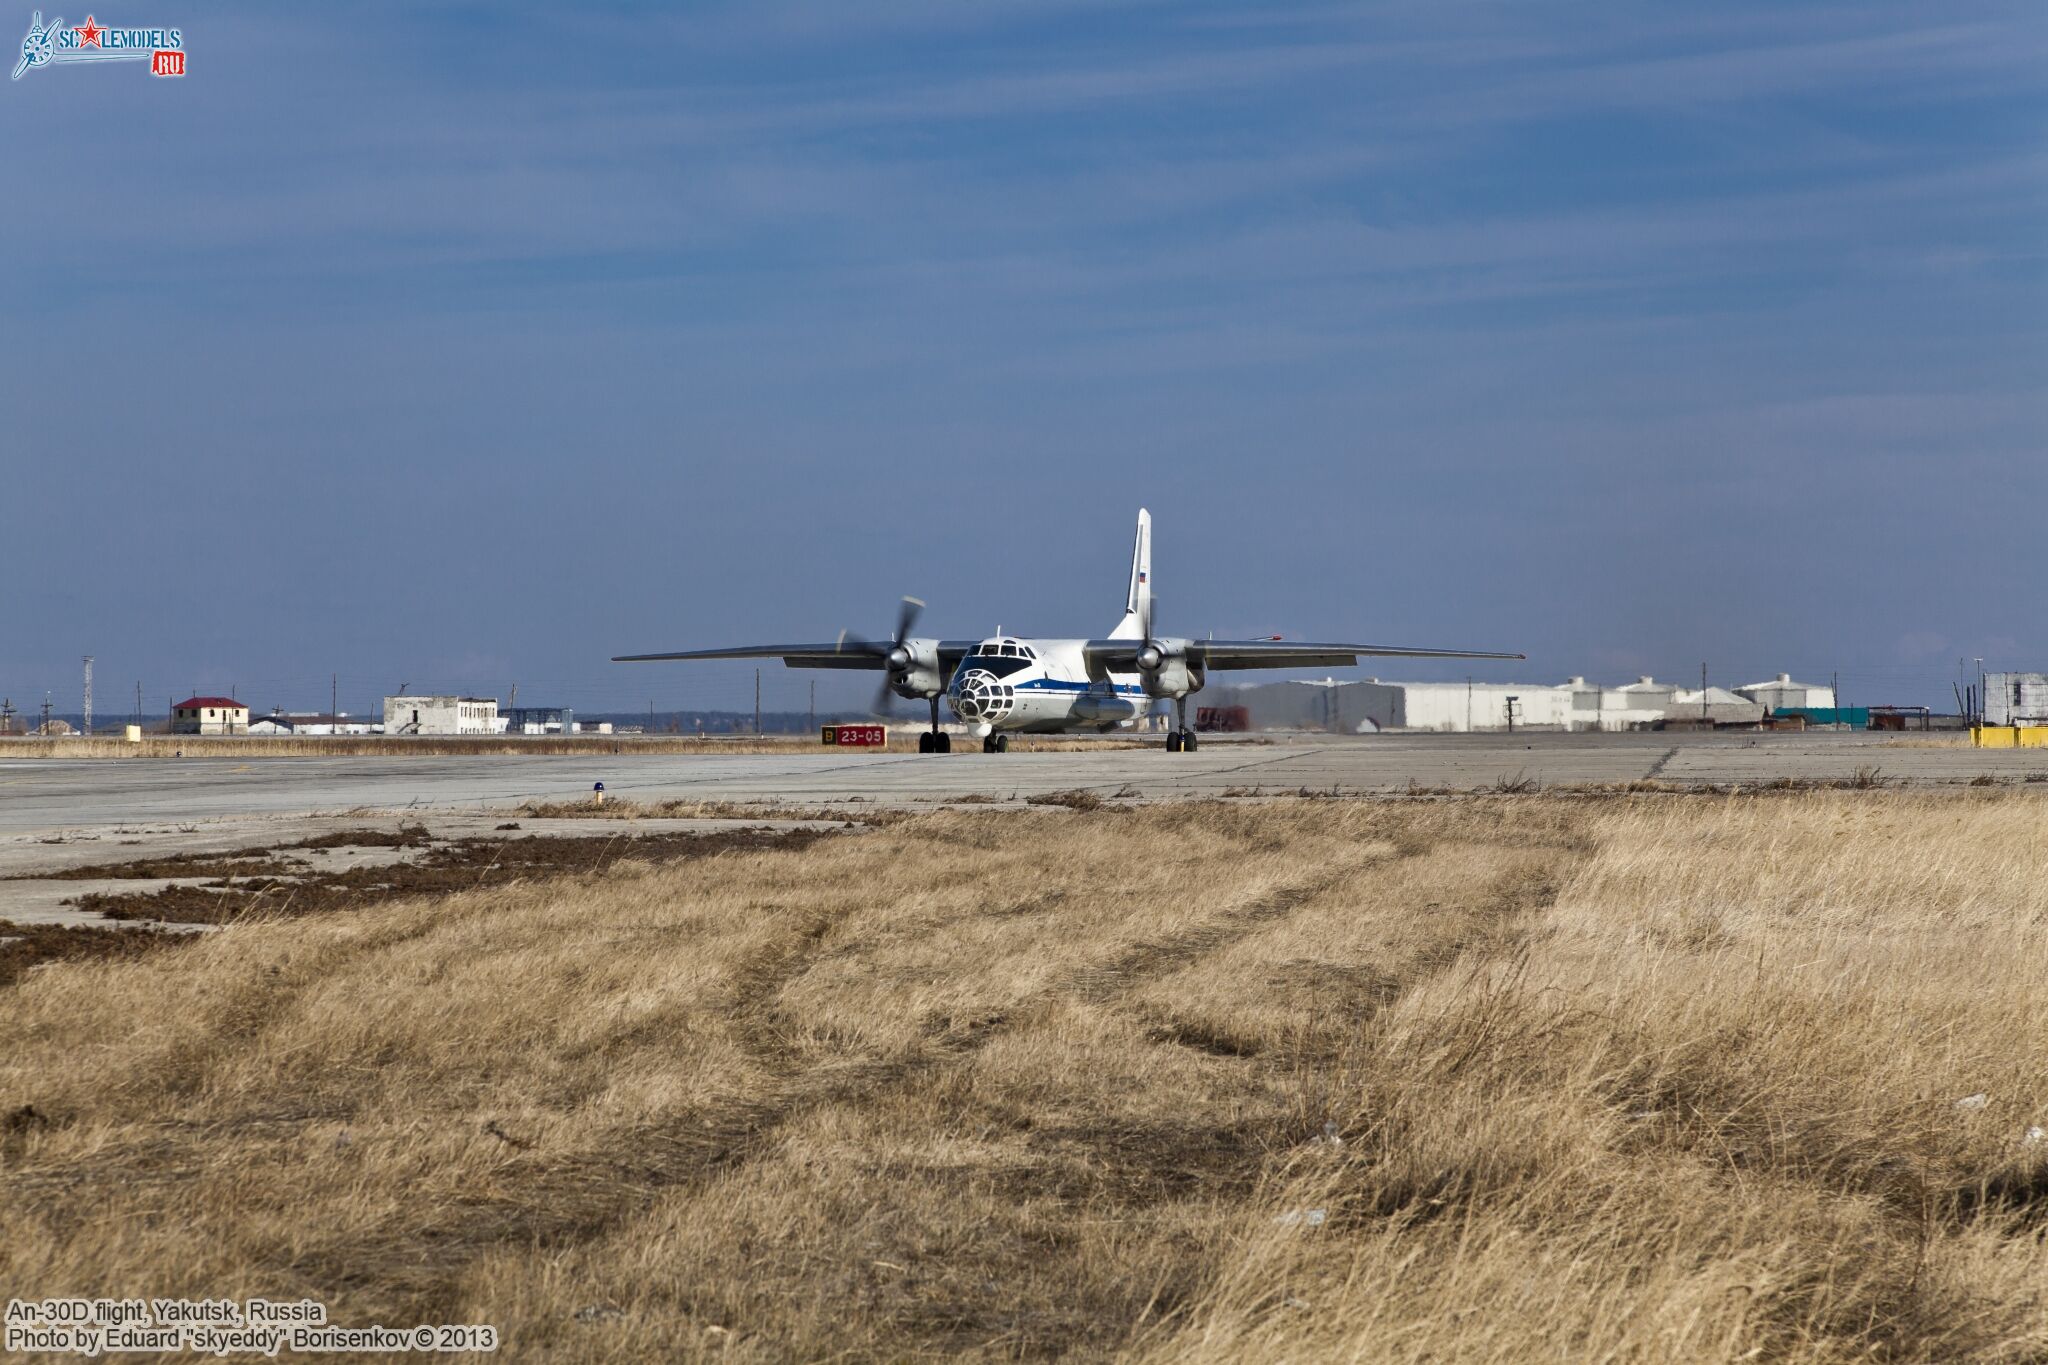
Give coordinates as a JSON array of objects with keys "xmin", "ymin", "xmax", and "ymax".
[{"xmin": 1225, "ymin": 672, "xmax": 1836, "ymax": 733}]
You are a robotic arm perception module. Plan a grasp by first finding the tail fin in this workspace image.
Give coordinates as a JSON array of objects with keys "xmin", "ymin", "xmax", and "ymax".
[{"xmin": 1109, "ymin": 508, "xmax": 1151, "ymax": 640}]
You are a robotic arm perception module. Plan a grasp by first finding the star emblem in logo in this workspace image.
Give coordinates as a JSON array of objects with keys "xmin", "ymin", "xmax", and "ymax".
[{"xmin": 74, "ymin": 14, "xmax": 100, "ymax": 46}]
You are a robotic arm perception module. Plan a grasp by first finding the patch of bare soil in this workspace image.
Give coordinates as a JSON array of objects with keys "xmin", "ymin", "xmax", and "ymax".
[
  {"xmin": 19, "ymin": 826, "xmax": 436, "ymax": 881},
  {"xmin": 0, "ymin": 920, "xmax": 181, "ymax": 988},
  {"xmin": 4, "ymin": 828, "xmax": 823, "ymax": 986},
  {"xmin": 70, "ymin": 829, "xmax": 823, "ymax": 925}
]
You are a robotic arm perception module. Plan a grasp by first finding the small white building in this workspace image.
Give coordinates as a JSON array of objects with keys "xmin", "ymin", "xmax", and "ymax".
[
  {"xmin": 1737, "ymin": 673, "xmax": 1837, "ymax": 713},
  {"xmin": 249, "ymin": 712, "xmax": 381, "ymax": 736},
  {"xmin": 382, "ymin": 695, "xmax": 501, "ymax": 736},
  {"xmin": 171, "ymin": 696, "xmax": 250, "ymax": 735}
]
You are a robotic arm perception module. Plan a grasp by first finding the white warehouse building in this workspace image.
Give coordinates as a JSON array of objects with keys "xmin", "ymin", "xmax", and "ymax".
[
  {"xmin": 1229, "ymin": 679, "xmax": 1570, "ymax": 732},
  {"xmin": 1736, "ymin": 673, "xmax": 1837, "ymax": 713},
  {"xmin": 1355, "ymin": 679, "xmax": 1572, "ymax": 732},
  {"xmin": 1230, "ymin": 673, "xmax": 1785, "ymax": 733},
  {"xmin": 382, "ymin": 695, "xmax": 504, "ymax": 736}
]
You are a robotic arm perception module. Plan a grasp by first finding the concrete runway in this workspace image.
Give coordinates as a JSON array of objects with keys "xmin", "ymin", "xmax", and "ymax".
[{"xmin": 2, "ymin": 731, "xmax": 2036, "ymax": 845}]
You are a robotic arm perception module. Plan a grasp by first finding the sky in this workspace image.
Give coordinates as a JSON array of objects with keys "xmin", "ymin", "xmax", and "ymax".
[{"xmin": 3, "ymin": 1, "xmax": 2044, "ymax": 717}]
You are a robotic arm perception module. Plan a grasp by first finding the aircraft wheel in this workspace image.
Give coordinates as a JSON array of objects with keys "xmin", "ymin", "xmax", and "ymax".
[
  {"xmin": 936, "ymin": 733, "xmax": 952, "ymax": 754},
  {"xmin": 982, "ymin": 736, "xmax": 996, "ymax": 754},
  {"xmin": 1165, "ymin": 731, "xmax": 1182, "ymax": 753},
  {"xmin": 995, "ymin": 734, "xmax": 1010, "ymax": 753},
  {"xmin": 1182, "ymin": 730, "xmax": 1199, "ymax": 753},
  {"xmin": 918, "ymin": 732, "xmax": 934, "ymax": 754}
]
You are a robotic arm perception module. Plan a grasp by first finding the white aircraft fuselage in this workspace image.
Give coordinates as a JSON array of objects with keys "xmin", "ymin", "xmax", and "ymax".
[{"xmin": 945, "ymin": 637, "xmax": 1147, "ymax": 737}]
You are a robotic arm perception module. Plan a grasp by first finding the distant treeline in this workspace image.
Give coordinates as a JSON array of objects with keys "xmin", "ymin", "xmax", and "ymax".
[{"xmin": 6, "ymin": 710, "xmax": 885, "ymax": 736}]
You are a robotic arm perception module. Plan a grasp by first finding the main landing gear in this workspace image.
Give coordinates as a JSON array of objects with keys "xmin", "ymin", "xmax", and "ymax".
[
  {"xmin": 1164, "ymin": 695, "xmax": 1199, "ymax": 753},
  {"xmin": 917, "ymin": 696, "xmax": 952, "ymax": 754},
  {"xmin": 981, "ymin": 734, "xmax": 1010, "ymax": 753}
]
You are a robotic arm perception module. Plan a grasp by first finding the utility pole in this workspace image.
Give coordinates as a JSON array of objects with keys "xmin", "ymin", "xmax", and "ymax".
[
  {"xmin": 332, "ymin": 673, "xmax": 339, "ymax": 723},
  {"xmin": 40, "ymin": 694, "xmax": 53, "ymax": 736},
  {"xmin": 809, "ymin": 679, "xmax": 815, "ymax": 734},
  {"xmin": 82, "ymin": 656, "xmax": 93, "ymax": 737},
  {"xmin": 1701, "ymin": 661, "xmax": 1708, "ymax": 721},
  {"xmin": 134, "ymin": 680, "xmax": 141, "ymax": 729},
  {"xmin": 754, "ymin": 668, "xmax": 762, "ymax": 735}
]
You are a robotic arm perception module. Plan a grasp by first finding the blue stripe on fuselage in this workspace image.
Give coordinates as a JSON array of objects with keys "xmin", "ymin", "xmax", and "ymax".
[{"xmin": 1011, "ymin": 678, "xmax": 1145, "ymax": 697}]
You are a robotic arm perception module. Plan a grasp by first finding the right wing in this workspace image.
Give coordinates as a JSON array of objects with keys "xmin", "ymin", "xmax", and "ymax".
[
  {"xmin": 1083, "ymin": 639, "xmax": 1525, "ymax": 672},
  {"xmin": 614, "ymin": 642, "xmax": 982, "ymax": 671}
]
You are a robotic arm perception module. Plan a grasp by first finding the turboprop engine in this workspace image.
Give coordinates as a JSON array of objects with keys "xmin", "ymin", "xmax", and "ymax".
[
  {"xmin": 1135, "ymin": 637, "xmax": 1203, "ymax": 699},
  {"xmin": 885, "ymin": 638, "xmax": 946, "ymax": 700},
  {"xmin": 840, "ymin": 597, "xmax": 947, "ymax": 712}
]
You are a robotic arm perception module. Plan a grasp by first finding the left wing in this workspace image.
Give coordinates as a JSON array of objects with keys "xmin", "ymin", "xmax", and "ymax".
[
  {"xmin": 614, "ymin": 641, "xmax": 982, "ymax": 672},
  {"xmin": 1083, "ymin": 639, "xmax": 1524, "ymax": 672}
]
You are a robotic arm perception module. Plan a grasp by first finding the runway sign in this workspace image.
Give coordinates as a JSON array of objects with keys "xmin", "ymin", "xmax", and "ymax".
[{"xmin": 821, "ymin": 724, "xmax": 887, "ymax": 747}]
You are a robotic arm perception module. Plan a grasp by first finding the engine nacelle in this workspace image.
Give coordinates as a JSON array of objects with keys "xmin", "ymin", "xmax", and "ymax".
[
  {"xmin": 887, "ymin": 639, "xmax": 946, "ymax": 698},
  {"xmin": 1137, "ymin": 637, "xmax": 1204, "ymax": 699}
]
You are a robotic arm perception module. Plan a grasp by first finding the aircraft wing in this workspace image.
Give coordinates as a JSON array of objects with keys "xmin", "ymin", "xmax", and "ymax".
[
  {"xmin": 614, "ymin": 642, "xmax": 983, "ymax": 671},
  {"xmin": 1083, "ymin": 640, "xmax": 1525, "ymax": 672}
]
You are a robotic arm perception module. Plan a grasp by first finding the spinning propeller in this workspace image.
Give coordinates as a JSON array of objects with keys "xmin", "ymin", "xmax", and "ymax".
[{"xmin": 837, "ymin": 596, "xmax": 926, "ymax": 717}]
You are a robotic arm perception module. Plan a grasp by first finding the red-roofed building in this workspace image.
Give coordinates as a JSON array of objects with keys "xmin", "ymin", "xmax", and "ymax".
[{"xmin": 171, "ymin": 696, "xmax": 250, "ymax": 735}]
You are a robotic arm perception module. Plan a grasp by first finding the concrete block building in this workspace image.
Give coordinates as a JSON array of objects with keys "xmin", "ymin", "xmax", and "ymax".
[
  {"xmin": 1982, "ymin": 673, "xmax": 2048, "ymax": 727},
  {"xmin": 382, "ymin": 695, "xmax": 501, "ymax": 736}
]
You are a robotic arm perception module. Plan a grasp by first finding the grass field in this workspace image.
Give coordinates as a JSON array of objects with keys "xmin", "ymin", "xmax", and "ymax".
[
  {"xmin": 4, "ymin": 792, "xmax": 2046, "ymax": 1361},
  {"xmin": 0, "ymin": 733, "xmax": 1147, "ymax": 760}
]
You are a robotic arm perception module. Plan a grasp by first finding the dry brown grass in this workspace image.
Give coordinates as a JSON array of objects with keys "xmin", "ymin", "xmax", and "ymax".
[
  {"xmin": 2, "ymin": 734, "xmax": 790, "ymax": 759},
  {"xmin": 3, "ymin": 793, "xmax": 2046, "ymax": 1361},
  {"xmin": 0, "ymin": 732, "xmax": 1149, "ymax": 760}
]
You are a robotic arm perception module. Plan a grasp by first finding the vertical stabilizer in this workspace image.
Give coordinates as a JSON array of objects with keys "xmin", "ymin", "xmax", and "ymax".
[{"xmin": 1109, "ymin": 509, "xmax": 1152, "ymax": 640}]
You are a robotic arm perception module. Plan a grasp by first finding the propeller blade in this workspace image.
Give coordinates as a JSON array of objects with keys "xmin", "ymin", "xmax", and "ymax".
[
  {"xmin": 848, "ymin": 596, "xmax": 925, "ymax": 716},
  {"xmin": 894, "ymin": 595, "xmax": 925, "ymax": 646}
]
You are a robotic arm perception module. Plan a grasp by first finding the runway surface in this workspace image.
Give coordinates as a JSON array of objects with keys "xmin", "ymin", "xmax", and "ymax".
[{"xmin": 2, "ymin": 730, "xmax": 2033, "ymax": 844}]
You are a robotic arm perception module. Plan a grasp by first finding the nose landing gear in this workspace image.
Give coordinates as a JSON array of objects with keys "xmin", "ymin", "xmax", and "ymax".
[{"xmin": 981, "ymin": 734, "xmax": 1010, "ymax": 753}]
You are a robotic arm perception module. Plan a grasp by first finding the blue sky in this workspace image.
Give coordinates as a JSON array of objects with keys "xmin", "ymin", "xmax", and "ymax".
[{"xmin": 4, "ymin": 1, "xmax": 2043, "ymax": 716}]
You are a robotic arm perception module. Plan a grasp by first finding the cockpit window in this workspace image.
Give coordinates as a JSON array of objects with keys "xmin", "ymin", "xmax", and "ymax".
[{"xmin": 962, "ymin": 649, "xmax": 1031, "ymax": 679}]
